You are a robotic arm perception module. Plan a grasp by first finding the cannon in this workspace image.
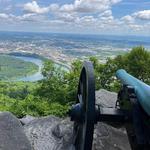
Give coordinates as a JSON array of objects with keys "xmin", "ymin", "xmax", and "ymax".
[{"xmin": 69, "ymin": 61, "xmax": 150, "ymax": 150}]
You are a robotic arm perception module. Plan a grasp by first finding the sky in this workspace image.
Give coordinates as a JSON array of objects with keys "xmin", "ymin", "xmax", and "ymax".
[{"xmin": 0, "ymin": 0, "xmax": 150, "ymax": 36}]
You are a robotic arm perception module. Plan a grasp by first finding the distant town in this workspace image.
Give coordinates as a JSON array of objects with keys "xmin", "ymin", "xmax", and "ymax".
[
  {"xmin": 0, "ymin": 32, "xmax": 150, "ymax": 67},
  {"xmin": 0, "ymin": 36, "xmax": 73, "ymax": 68}
]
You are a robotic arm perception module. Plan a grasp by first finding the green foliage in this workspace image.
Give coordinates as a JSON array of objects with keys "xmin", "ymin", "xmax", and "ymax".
[
  {"xmin": 37, "ymin": 61, "xmax": 69, "ymax": 104},
  {"xmin": 64, "ymin": 60, "xmax": 82, "ymax": 102},
  {"xmin": 0, "ymin": 81, "xmax": 69, "ymax": 118},
  {"xmin": 0, "ymin": 46, "xmax": 150, "ymax": 118},
  {"xmin": 96, "ymin": 46, "xmax": 150, "ymax": 91},
  {"xmin": 124, "ymin": 46, "xmax": 150, "ymax": 82}
]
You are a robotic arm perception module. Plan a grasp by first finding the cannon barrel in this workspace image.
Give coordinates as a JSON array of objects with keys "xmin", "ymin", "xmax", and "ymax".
[{"xmin": 116, "ymin": 69, "xmax": 150, "ymax": 116}]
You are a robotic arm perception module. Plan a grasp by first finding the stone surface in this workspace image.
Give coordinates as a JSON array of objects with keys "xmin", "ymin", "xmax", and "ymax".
[
  {"xmin": 23, "ymin": 89, "xmax": 131, "ymax": 150},
  {"xmin": 96, "ymin": 89, "xmax": 117, "ymax": 107},
  {"xmin": 24, "ymin": 116, "xmax": 75, "ymax": 150},
  {"xmin": 20, "ymin": 115, "xmax": 37, "ymax": 125},
  {"xmin": 0, "ymin": 112, "xmax": 32, "ymax": 150},
  {"xmin": 24, "ymin": 116, "xmax": 131, "ymax": 150},
  {"xmin": 93, "ymin": 122, "xmax": 131, "ymax": 150}
]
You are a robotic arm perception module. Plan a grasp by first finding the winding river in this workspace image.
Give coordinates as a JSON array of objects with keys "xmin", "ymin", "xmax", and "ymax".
[
  {"xmin": 14, "ymin": 56, "xmax": 69, "ymax": 82},
  {"xmin": 14, "ymin": 56, "xmax": 44, "ymax": 82}
]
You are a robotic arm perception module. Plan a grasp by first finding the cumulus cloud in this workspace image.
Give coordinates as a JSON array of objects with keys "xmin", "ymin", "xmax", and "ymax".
[
  {"xmin": 121, "ymin": 15, "xmax": 135, "ymax": 23},
  {"xmin": 23, "ymin": 0, "xmax": 122, "ymax": 14},
  {"xmin": 0, "ymin": 13, "xmax": 9, "ymax": 19},
  {"xmin": 133, "ymin": 10, "xmax": 150, "ymax": 20},
  {"xmin": 16, "ymin": 13, "xmax": 41, "ymax": 22},
  {"xmin": 98, "ymin": 10, "xmax": 114, "ymax": 22},
  {"xmin": 24, "ymin": 1, "xmax": 49, "ymax": 14},
  {"xmin": 49, "ymin": 4, "xmax": 59, "ymax": 12},
  {"xmin": 120, "ymin": 10, "xmax": 150, "ymax": 33},
  {"xmin": 56, "ymin": 12, "xmax": 78, "ymax": 22},
  {"xmin": 60, "ymin": 0, "xmax": 122, "ymax": 13},
  {"xmin": 1, "ymin": 0, "xmax": 149, "ymax": 35},
  {"xmin": 19, "ymin": 0, "xmax": 122, "ymax": 33},
  {"xmin": 128, "ymin": 24, "xmax": 143, "ymax": 31},
  {"xmin": 0, "ymin": 12, "xmax": 47, "ymax": 24},
  {"xmin": 78, "ymin": 16, "xmax": 97, "ymax": 25},
  {"xmin": 99, "ymin": 10, "xmax": 112, "ymax": 17}
]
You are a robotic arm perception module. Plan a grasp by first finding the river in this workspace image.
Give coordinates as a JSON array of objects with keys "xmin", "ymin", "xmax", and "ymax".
[
  {"xmin": 13, "ymin": 56, "xmax": 69, "ymax": 82},
  {"xmin": 14, "ymin": 56, "xmax": 44, "ymax": 82}
]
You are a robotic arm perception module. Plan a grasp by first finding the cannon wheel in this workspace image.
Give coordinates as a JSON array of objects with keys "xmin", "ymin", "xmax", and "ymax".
[{"xmin": 73, "ymin": 61, "xmax": 96, "ymax": 150}]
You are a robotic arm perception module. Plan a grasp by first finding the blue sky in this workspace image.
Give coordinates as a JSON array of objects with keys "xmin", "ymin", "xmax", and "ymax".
[{"xmin": 0, "ymin": 0, "xmax": 150, "ymax": 36}]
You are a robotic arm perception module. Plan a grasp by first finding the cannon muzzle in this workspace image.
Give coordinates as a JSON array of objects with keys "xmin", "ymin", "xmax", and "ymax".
[{"xmin": 116, "ymin": 69, "xmax": 150, "ymax": 116}]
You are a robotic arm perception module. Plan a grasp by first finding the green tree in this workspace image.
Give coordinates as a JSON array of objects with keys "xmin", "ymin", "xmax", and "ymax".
[
  {"xmin": 37, "ymin": 61, "xmax": 69, "ymax": 104},
  {"xmin": 125, "ymin": 46, "xmax": 150, "ymax": 82},
  {"xmin": 96, "ymin": 46, "xmax": 150, "ymax": 91}
]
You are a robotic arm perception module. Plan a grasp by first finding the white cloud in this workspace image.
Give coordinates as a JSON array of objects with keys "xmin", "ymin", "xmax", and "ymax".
[
  {"xmin": 20, "ymin": 0, "xmax": 122, "ymax": 32},
  {"xmin": 0, "ymin": 13, "xmax": 9, "ymax": 19},
  {"xmin": 121, "ymin": 15, "xmax": 135, "ymax": 23},
  {"xmin": 16, "ymin": 13, "xmax": 39, "ymax": 22},
  {"xmin": 1, "ymin": 0, "xmax": 149, "ymax": 35},
  {"xmin": 49, "ymin": 4, "xmax": 59, "ymax": 12},
  {"xmin": 60, "ymin": 0, "xmax": 122, "ymax": 13},
  {"xmin": 24, "ymin": 1, "xmax": 49, "ymax": 14},
  {"xmin": 120, "ymin": 10, "xmax": 150, "ymax": 33},
  {"xmin": 99, "ymin": 10, "xmax": 112, "ymax": 17},
  {"xmin": 0, "ymin": 12, "xmax": 47, "ymax": 24},
  {"xmin": 60, "ymin": 4, "xmax": 74, "ymax": 12},
  {"xmin": 79, "ymin": 16, "xmax": 97, "ymax": 25},
  {"xmin": 56, "ymin": 12, "xmax": 78, "ymax": 22},
  {"xmin": 128, "ymin": 24, "xmax": 143, "ymax": 31},
  {"xmin": 133, "ymin": 10, "xmax": 150, "ymax": 20}
]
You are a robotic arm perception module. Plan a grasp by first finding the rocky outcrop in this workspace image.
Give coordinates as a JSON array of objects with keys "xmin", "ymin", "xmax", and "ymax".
[
  {"xmin": 0, "ymin": 89, "xmax": 131, "ymax": 150},
  {"xmin": 23, "ymin": 116, "xmax": 131, "ymax": 150},
  {"xmin": 96, "ymin": 89, "xmax": 117, "ymax": 107},
  {"xmin": 22, "ymin": 89, "xmax": 131, "ymax": 150},
  {"xmin": 24, "ymin": 116, "xmax": 74, "ymax": 150},
  {"xmin": 0, "ymin": 112, "xmax": 32, "ymax": 150}
]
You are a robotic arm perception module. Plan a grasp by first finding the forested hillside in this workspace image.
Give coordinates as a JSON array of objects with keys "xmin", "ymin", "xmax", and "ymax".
[{"xmin": 0, "ymin": 46, "xmax": 150, "ymax": 117}]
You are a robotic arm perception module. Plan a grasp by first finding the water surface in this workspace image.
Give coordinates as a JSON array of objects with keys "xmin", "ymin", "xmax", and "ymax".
[{"xmin": 14, "ymin": 56, "xmax": 44, "ymax": 82}]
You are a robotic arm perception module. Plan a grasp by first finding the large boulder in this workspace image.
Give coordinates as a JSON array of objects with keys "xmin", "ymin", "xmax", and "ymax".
[
  {"xmin": 24, "ymin": 116, "xmax": 74, "ymax": 150},
  {"xmin": 23, "ymin": 116, "xmax": 131, "ymax": 150},
  {"xmin": 23, "ymin": 89, "xmax": 131, "ymax": 150},
  {"xmin": 0, "ymin": 112, "xmax": 32, "ymax": 150},
  {"xmin": 93, "ymin": 122, "xmax": 131, "ymax": 150}
]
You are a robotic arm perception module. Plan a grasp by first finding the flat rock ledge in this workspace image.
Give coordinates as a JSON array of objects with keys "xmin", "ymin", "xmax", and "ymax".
[{"xmin": 0, "ymin": 89, "xmax": 131, "ymax": 150}]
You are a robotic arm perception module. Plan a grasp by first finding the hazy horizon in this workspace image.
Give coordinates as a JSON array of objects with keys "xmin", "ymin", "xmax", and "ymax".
[{"xmin": 0, "ymin": 30, "xmax": 150, "ymax": 38}]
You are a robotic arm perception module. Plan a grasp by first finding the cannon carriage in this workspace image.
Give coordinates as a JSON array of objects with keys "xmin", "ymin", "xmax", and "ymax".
[{"xmin": 69, "ymin": 61, "xmax": 150, "ymax": 150}]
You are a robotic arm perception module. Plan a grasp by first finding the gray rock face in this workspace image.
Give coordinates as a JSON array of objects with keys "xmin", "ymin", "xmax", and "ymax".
[
  {"xmin": 93, "ymin": 123, "xmax": 131, "ymax": 150},
  {"xmin": 20, "ymin": 115, "xmax": 36, "ymax": 125},
  {"xmin": 96, "ymin": 89, "xmax": 117, "ymax": 107},
  {"xmin": 23, "ymin": 90, "xmax": 131, "ymax": 150},
  {"xmin": 24, "ymin": 116, "xmax": 74, "ymax": 150},
  {"xmin": 0, "ymin": 112, "xmax": 32, "ymax": 150},
  {"xmin": 24, "ymin": 116, "xmax": 131, "ymax": 150}
]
